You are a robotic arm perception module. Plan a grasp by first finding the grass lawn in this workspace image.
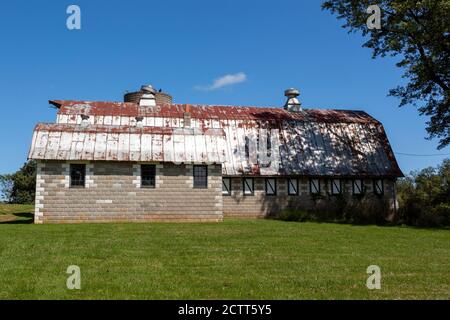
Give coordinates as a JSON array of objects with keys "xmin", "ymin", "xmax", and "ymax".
[
  {"xmin": 0, "ymin": 203, "xmax": 34, "ymax": 223},
  {"xmin": 0, "ymin": 204, "xmax": 449, "ymax": 299}
]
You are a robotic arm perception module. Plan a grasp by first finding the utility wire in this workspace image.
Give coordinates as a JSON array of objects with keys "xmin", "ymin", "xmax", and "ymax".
[{"xmin": 395, "ymin": 152, "xmax": 450, "ymax": 157}]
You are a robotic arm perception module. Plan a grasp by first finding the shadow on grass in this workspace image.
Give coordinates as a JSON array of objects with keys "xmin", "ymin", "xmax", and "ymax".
[
  {"xmin": 0, "ymin": 212, "xmax": 34, "ymax": 224},
  {"xmin": 267, "ymin": 217, "xmax": 450, "ymax": 231}
]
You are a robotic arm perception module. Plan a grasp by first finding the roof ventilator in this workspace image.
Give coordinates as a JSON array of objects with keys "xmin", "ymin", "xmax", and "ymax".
[
  {"xmin": 139, "ymin": 85, "xmax": 157, "ymax": 107},
  {"xmin": 284, "ymin": 88, "xmax": 302, "ymax": 112}
]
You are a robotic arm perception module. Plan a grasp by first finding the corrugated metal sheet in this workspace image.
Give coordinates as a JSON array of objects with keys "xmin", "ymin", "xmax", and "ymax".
[
  {"xmin": 33, "ymin": 100, "xmax": 403, "ymax": 177},
  {"xmin": 51, "ymin": 100, "xmax": 379, "ymax": 123},
  {"xmin": 29, "ymin": 124, "xmax": 227, "ymax": 164}
]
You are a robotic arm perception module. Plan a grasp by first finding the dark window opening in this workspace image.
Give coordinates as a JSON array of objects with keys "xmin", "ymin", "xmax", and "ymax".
[
  {"xmin": 194, "ymin": 165, "xmax": 208, "ymax": 188},
  {"xmin": 141, "ymin": 164, "xmax": 156, "ymax": 188},
  {"xmin": 288, "ymin": 178, "xmax": 299, "ymax": 195},
  {"xmin": 265, "ymin": 178, "xmax": 277, "ymax": 196},
  {"xmin": 310, "ymin": 179, "xmax": 320, "ymax": 194},
  {"xmin": 70, "ymin": 164, "xmax": 86, "ymax": 188},
  {"xmin": 353, "ymin": 179, "xmax": 364, "ymax": 195},
  {"xmin": 331, "ymin": 179, "xmax": 342, "ymax": 195},
  {"xmin": 222, "ymin": 178, "xmax": 231, "ymax": 196},
  {"xmin": 374, "ymin": 179, "xmax": 384, "ymax": 195},
  {"xmin": 243, "ymin": 178, "xmax": 254, "ymax": 196}
]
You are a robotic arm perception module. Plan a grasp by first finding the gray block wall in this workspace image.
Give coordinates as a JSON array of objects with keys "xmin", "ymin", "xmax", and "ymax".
[
  {"xmin": 34, "ymin": 160, "xmax": 396, "ymax": 223},
  {"xmin": 34, "ymin": 160, "xmax": 223, "ymax": 223}
]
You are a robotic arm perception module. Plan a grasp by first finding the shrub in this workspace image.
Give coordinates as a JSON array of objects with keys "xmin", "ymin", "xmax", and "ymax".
[
  {"xmin": 277, "ymin": 193, "xmax": 392, "ymax": 225},
  {"xmin": 416, "ymin": 204, "xmax": 450, "ymax": 227},
  {"xmin": 278, "ymin": 210, "xmax": 311, "ymax": 222},
  {"xmin": 343, "ymin": 194, "xmax": 391, "ymax": 225}
]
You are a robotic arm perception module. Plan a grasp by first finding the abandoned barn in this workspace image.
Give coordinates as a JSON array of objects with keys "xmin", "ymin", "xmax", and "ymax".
[{"xmin": 28, "ymin": 85, "xmax": 403, "ymax": 223}]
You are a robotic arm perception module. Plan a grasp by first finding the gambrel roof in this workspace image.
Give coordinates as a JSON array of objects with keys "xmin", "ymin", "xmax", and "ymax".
[{"xmin": 28, "ymin": 100, "xmax": 403, "ymax": 177}]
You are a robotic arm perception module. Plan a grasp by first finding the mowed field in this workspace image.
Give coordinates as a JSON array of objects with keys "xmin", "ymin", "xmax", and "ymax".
[{"xmin": 0, "ymin": 204, "xmax": 449, "ymax": 299}]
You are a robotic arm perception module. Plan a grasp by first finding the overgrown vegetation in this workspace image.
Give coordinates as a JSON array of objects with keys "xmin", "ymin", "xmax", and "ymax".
[
  {"xmin": 280, "ymin": 193, "xmax": 392, "ymax": 225},
  {"xmin": 397, "ymin": 158, "xmax": 450, "ymax": 227},
  {"xmin": 0, "ymin": 160, "xmax": 36, "ymax": 204}
]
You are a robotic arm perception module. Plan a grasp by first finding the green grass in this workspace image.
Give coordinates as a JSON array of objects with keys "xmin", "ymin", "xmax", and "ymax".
[
  {"xmin": 0, "ymin": 204, "xmax": 449, "ymax": 299},
  {"xmin": 0, "ymin": 203, "xmax": 34, "ymax": 222}
]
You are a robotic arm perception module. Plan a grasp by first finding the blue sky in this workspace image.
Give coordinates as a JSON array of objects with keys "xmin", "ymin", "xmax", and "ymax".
[{"xmin": 0, "ymin": 0, "xmax": 448, "ymax": 175}]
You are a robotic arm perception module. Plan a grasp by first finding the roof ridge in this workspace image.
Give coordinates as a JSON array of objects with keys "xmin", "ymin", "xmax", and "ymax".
[{"xmin": 51, "ymin": 99, "xmax": 368, "ymax": 113}]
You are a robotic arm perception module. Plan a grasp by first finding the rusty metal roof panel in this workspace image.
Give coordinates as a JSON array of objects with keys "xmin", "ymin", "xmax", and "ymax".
[
  {"xmin": 39, "ymin": 100, "xmax": 403, "ymax": 177},
  {"xmin": 52, "ymin": 100, "xmax": 379, "ymax": 123},
  {"xmin": 29, "ymin": 123, "xmax": 227, "ymax": 164}
]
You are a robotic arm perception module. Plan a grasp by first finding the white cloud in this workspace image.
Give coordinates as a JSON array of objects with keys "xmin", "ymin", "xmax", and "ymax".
[{"xmin": 195, "ymin": 72, "xmax": 247, "ymax": 91}]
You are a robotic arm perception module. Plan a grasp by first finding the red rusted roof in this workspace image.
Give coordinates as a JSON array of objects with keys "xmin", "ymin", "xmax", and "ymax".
[
  {"xmin": 37, "ymin": 99, "xmax": 403, "ymax": 177},
  {"xmin": 33, "ymin": 123, "xmax": 224, "ymax": 135},
  {"xmin": 50, "ymin": 100, "xmax": 379, "ymax": 124}
]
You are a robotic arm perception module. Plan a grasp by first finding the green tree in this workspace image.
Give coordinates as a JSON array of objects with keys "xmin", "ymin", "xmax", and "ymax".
[
  {"xmin": 322, "ymin": 0, "xmax": 450, "ymax": 149},
  {"xmin": 0, "ymin": 160, "xmax": 37, "ymax": 204},
  {"xmin": 396, "ymin": 158, "xmax": 450, "ymax": 226},
  {"xmin": 0, "ymin": 174, "xmax": 13, "ymax": 202}
]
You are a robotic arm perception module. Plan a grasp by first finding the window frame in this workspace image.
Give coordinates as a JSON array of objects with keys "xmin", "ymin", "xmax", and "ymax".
[
  {"xmin": 352, "ymin": 179, "xmax": 364, "ymax": 195},
  {"xmin": 310, "ymin": 178, "xmax": 320, "ymax": 194},
  {"xmin": 373, "ymin": 179, "xmax": 384, "ymax": 195},
  {"xmin": 288, "ymin": 178, "xmax": 299, "ymax": 196},
  {"xmin": 265, "ymin": 178, "xmax": 277, "ymax": 196},
  {"xmin": 331, "ymin": 179, "xmax": 342, "ymax": 195},
  {"xmin": 69, "ymin": 164, "xmax": 86, "ymax": 188},
  {"xmin": 222, "ymin": 177, "xmax": 231, "ymax": 196},
  {"xmin": 243, "ymin": 178, "xmax": 254, "ymax": 196},
  {"xmin": 193, "ymin": 165, "xmax": 208, "ymax": 189},
  {"xmin": 141, "ymin": 164, "xmax": 156, "ymax": 188}
]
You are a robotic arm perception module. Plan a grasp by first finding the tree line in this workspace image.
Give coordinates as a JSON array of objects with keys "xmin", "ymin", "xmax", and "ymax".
[
  {"xmin": 397, "ymin": 158, "xmax": 450, "ymax": 226},
  {"xmin": 0, "ymin": 160, "xmax": 36, "ymax": 204}
]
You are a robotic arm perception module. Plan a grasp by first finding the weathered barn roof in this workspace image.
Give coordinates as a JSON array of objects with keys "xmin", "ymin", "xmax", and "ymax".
[
  {"xmin": 29, "ymin": 123, "xmax": 226, "ymax": 163},
  {"xmin": 29, "ymin": 100, "xmax": 403, "ymax": 177},
  {"xmin": 50, "ymin": 100, "xmax": 379, "ymax": 123}
]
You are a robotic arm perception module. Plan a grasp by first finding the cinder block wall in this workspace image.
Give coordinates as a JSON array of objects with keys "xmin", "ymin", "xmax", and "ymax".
[
  {"xmin": 34, "ymin": 160, "xmax": 223, "ymax": 224},
  {"xmin": 222, "ymin": 177, "xmax": 396, "ymax": 218}
]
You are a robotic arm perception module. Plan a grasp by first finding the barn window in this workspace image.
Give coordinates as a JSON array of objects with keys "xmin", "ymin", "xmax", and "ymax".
[
  {"xmin": 141, "ymin": 164, "xmax": 156, "ymax": 188},
  {"xmin": 288, "ymin": 178, "xmax": 299, "ymax": 195},
  {"xmin": 193, "ymin": 165, "xmax": 208, "ymax": 188},
  {"xmin": 331, "ymin": 179, "xmax": 342, "ymax": 195},
  {"xmin": 222, "ymin": 178, "xmax": 231, "ymax": 196},
  {"xmin": 265, "ymin": 178, "xmax": 277, "ymax": 196},
  {"xmin": 243, "ymin": 178, "xmax": 254, "ymax": 196},
  {"xmin": 352, "ymin": 179, "xmax": 364, "ymax": 195},
  {"xmin": 70, "ymin": 164, "xmax": 86, "ymax": 188},
  {"xmin": 310, "ymin": 179, "xmax": 320, "ymax": 194},
  {"xmin": 373, "ymin": 179, "xmax": 384, "ymax": 195}
]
